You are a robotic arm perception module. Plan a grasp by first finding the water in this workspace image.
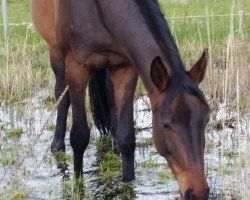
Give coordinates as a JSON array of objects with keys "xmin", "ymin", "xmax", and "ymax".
[{"xmin": 0, "ymin": 92, "xmax": 249, "ymax": 199}]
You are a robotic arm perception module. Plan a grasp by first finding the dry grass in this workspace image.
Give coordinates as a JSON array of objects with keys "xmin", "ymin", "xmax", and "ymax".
[{"xmin": 0, "ymin": 37, "xmax": 54, "ymax": 102}]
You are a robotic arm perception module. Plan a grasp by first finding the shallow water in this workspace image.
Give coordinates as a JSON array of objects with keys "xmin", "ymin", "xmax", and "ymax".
[{"xmin": 0, "ymin": 92, "xmax": 249, "ymax": 199}]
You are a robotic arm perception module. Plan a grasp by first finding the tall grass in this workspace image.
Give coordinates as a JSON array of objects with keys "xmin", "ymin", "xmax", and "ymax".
[{"xmin": 0, "ymin": 27, "xmax": 53, "ymax": 102}]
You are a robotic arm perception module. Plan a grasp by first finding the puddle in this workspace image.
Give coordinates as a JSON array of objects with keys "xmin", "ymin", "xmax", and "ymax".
[{"xmin": 0, "ymin": 92, "xmax": 249, "ymax": 199}]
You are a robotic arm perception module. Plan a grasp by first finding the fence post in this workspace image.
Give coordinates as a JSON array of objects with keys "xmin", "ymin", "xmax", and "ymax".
[{"xmin": 2, "ymin": 0, "xmax": 8, "ymax": 47}]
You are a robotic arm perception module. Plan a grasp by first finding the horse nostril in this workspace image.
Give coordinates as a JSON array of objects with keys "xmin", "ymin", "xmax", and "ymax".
[
  {"xmin": 184, "ymin": 187, "xmax": 210, "ymax": 200},
  {"xmin": 184, "ymin": 189, "xmax": 197, "ymax": 200}
]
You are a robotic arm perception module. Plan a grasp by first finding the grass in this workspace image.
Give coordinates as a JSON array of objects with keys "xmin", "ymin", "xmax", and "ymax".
[
  {"xmin": 94, "ymin": 136, "xmax": 137, "ymax": 199},
  {"xmin": 0, "ymin": 1, "xmax": 52, "ymax": 102},
  {"xmin": 158, "ymin": 169, "xmax": 174, "ymax": 184},
  {"xmin": 0, "ymin": 0, "xmax": 30, "ymax": 24},
  {"xmin": 7, "ymin": 127, "xmax": 23, "ymax": 139},
  {"xmin": 0, "ymin": 34, "xmax": 52, "ymax": 102},
  {"xmin": 140, "ymin": 158, "xmax": 164, "ymax": 168},
  {"xmin": 0, "ymin": 0, "xmax": 249, "ymax": 199},
  {"xmin": 160, "ymin": 0, "xmax": 250, "ymax": 42},
  {"xmin": 3, "ymin": 182, "xmax": 29, "ymax": 200},
  {"xmin": 42, "ymin": 96, "xmax": 57, "ymax": 109},
  {"xmin": 0, "ymin": 146, "xmax": 20, "ymax": 167},
  {"xmin": 136, "ymin": 138, "xmax": 154, "ymax": 148},
  {"xmin": 95, "ymin": 135, "xmax": 121, "ymax": 180}
]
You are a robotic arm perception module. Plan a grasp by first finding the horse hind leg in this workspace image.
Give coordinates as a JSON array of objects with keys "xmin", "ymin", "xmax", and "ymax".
[
  {"xmin": 65, "ymin": 52, "xmax": 91, "ymax": 177},
  {"xmin": 109, "ymin": 66, "xmax": 138, "ymax": 181},
  {"xmin": 49, "ymin": 45, "xmax": 70, "ymax": 153}
]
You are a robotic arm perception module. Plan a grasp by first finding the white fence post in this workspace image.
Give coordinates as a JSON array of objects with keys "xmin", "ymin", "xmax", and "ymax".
[{"xmin": 2, "ymin": 0, "xmax": 8, "ymax": 47}]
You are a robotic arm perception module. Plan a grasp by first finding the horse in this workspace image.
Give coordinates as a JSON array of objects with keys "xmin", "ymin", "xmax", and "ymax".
[{"xmin": 30, "ymin": 0, "xmax": 210, "ymax": 199}]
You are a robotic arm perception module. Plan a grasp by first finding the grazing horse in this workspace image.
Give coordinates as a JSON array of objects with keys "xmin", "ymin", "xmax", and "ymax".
[{"xmin": 30, "ymin": 0, "xmax": 210, "ymax": 199}]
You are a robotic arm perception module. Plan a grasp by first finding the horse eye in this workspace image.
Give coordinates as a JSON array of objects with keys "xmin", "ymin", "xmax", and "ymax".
[{"xmin": 163, "ymin": 123, "xmax": 172, "ymax": 129}]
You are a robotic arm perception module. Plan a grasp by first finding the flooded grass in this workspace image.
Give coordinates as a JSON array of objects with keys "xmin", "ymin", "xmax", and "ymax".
[{"xmin": 0, "ymin": 93, "xmax": 248, "ymax": 199}]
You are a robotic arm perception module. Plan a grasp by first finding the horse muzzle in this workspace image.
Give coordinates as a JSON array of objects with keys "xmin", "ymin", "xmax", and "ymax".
[{"xmin": 184, "ymin": 187, "xmax": 210, "ymax": 200}]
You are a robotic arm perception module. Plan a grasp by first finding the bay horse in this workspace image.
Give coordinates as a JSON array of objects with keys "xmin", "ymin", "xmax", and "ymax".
[{"xmin": 30, "ymin": 0, "xmax": 210, "ymax": 199}]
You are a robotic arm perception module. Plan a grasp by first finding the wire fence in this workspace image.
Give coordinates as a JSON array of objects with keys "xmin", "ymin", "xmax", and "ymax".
[{"xmin": 0, "ymin": 12, "xmax": 249, "ymax": 28}]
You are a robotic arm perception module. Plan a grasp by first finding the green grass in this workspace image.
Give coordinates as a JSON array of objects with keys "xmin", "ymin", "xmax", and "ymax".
[
  {"xmin": 99, "ymin": 152, "xmax": 121, "ymax": 181},
  {"xmin": 7, "ymin": 127, "xmax": 23, "ymax": 139},
  {"xmin": 158, "ymin": 169, "xmax": 174, "ymax": 184},
  {"xmin": 140, "ymin": 158, "xmax": 165, "ymax": 168},
  {"xmin": 95, "ymin": 135, "xmax": 121, "ymax": 181},
  {"xmin": 160, "ymin": 0, "xmax": 250, "ymax": 41},
  {"xmin": 0, "ymin": 145, "xmax": 21, "ymax": 167},
  {"xmin": 136, "ymin": 138, "xmax": 154, "ymax": 148},
  {"xmin": 42, "ymin": 96, "xmax": 56, "ymax": 109},
  {"xmin": 46, "ymin": 123, "xmax": 56, "ymax": 131},
  {"xmin": 3, "ymin": 182, "xmax": 29, "ymax": 200},
  {"xmin": 0, "ymin": 0, "xmax": 31, "ymax": 23}
]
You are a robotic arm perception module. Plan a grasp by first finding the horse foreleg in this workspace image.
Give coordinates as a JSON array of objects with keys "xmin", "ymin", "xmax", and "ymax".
[
  {"xmin": 109, "ymin": 66, "xmax": 138, "ymax": 181},
  {"xmin": 49, "ymin": 45, "xmax": 70, "ymax": 153},
  {"xmin": 65, "ymin": 52, "xmax": 90, "ymax": 178}
]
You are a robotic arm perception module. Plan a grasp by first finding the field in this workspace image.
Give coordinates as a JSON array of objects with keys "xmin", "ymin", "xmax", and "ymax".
[{"xmin": 0, "ymin": 0, "xmax": 250, "ymax": 199}]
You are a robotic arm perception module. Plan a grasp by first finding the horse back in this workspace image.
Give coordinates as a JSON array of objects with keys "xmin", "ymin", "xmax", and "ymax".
[{"xmin": 30, "ymin": 0, "xmax": 57, "ymax": 46}]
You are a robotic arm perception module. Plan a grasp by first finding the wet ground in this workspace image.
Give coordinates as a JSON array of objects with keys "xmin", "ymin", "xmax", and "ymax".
[{"xmin": 0, "ymin": 91, "xmax": 249, "ymax": 199}]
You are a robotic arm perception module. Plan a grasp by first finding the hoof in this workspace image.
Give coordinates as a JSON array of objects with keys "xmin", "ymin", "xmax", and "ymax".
[
  {"xmin": 122, "ymin": 178, "xmax": 135, "ymax": 183},
  {"xmin": 122, "ymin": 176, "xmax": 135, "ymax": 182}
]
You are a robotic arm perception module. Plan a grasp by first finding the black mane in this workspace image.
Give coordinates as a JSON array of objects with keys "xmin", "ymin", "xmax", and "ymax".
[
  {"xmin": 135, "ymin": 0, "xmax": 184, "ymax": 73},
  {"xmin": 135, "ymin": 0, "xmax": 207, "ymax": 108}
]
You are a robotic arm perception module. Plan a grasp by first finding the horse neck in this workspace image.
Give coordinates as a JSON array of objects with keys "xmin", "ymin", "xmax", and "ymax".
[
  {"xmin": 98, "ymin": 1, "xmax": 174, "ymax": 107},
  {"xmin": 99, "ymin": 2, "xmax": 169, "ymax": 92}
]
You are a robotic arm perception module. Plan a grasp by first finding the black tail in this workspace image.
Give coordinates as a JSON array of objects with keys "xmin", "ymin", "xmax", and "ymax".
[{"xmin": 89, "ymin": 69, "xmax": 111, "ymax": 135}]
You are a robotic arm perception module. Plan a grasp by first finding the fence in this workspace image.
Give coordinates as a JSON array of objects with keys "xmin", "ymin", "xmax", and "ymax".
[
  {"xmin": 1, "ymin": 0, "xmax": 7, "ymax": 47},
  {"xmin": 1, "ymin": 13, "xmax": 249, "ymax": 26}
]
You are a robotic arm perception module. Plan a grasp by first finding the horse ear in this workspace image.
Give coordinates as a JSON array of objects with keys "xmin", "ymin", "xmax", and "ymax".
[
  {"xmin": 188, "ymin": 49, "xmax": 208, "ymax": 85},
  {"xmin": 150, "ymin": 56, "xmax": 169, "ymax": 92}
]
